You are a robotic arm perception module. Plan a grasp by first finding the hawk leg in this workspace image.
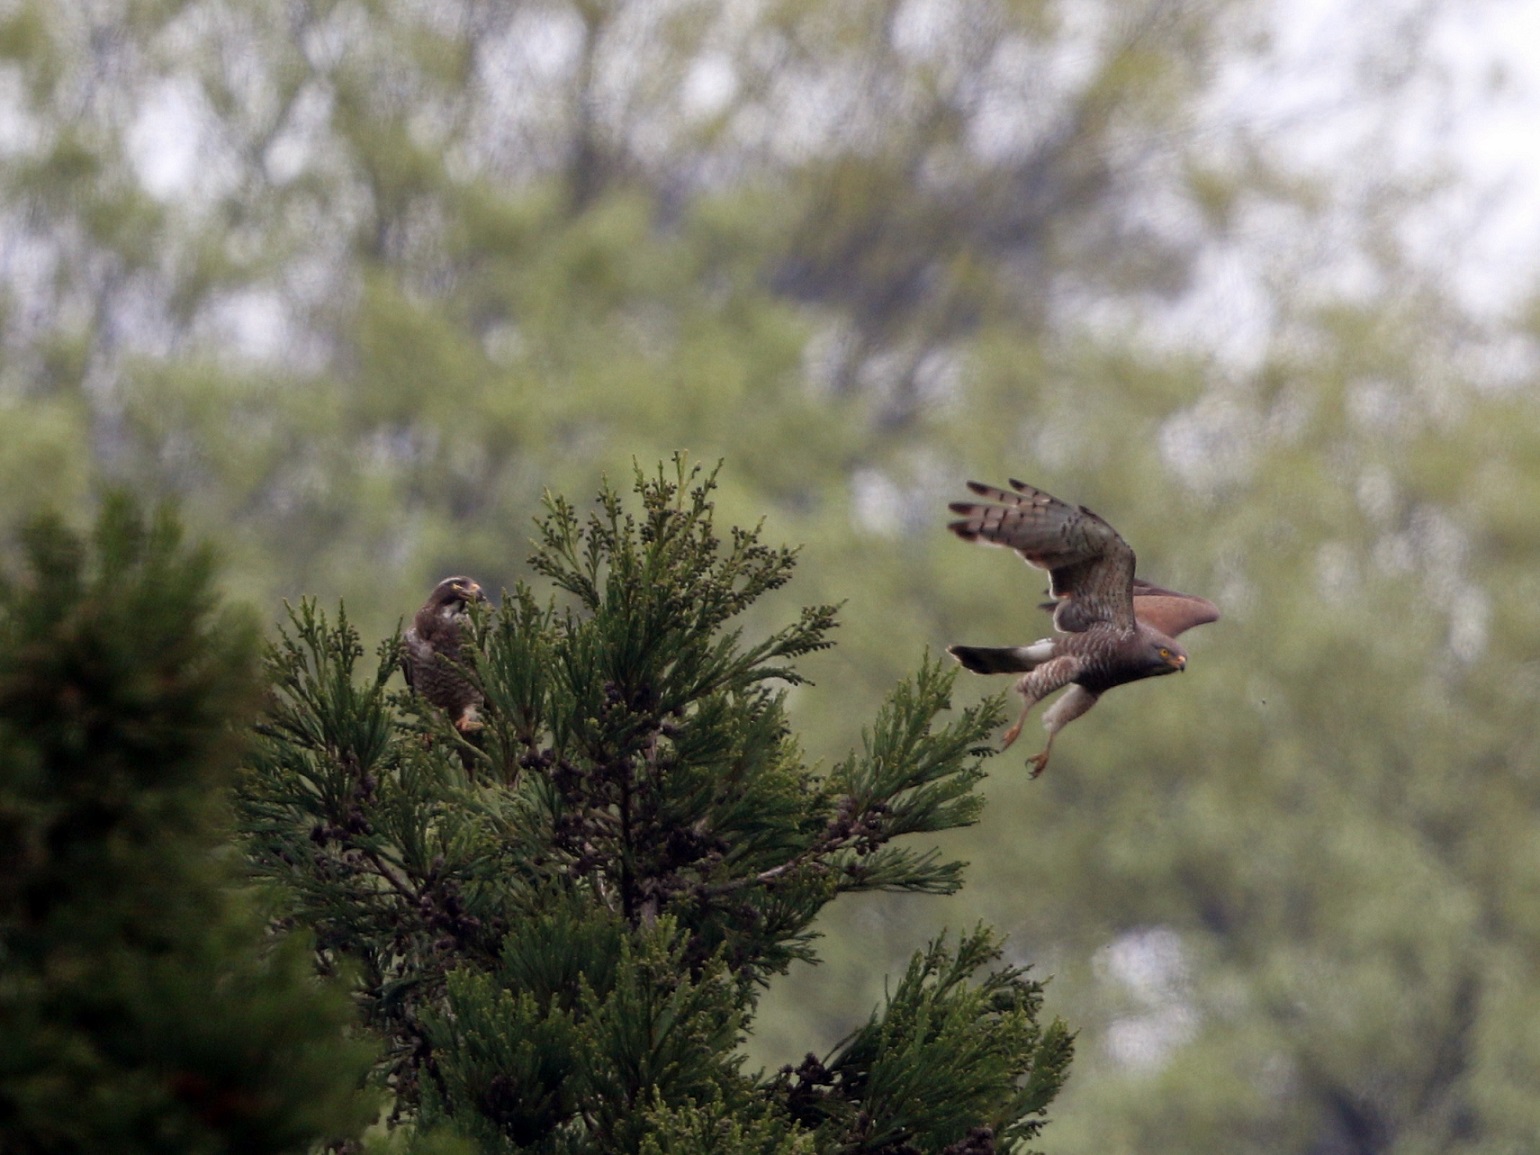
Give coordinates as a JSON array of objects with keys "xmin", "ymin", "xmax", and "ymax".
[
  {"xmin": 1025, "ymin": 684, "xmax": 1101, "ymax": 778},
  {"xmin": 1000, "ymin": 700, "xmax": 1034, "ymax": 750},
  {"xmin": 1000, "ymin": 655, "xmax": 1084, "ymax": 761}
]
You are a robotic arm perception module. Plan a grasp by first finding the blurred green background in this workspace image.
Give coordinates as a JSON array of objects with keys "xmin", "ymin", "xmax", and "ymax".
[{"xmin": 4, "ymin": 1, "xmax": 1540, "ymax": 1150}]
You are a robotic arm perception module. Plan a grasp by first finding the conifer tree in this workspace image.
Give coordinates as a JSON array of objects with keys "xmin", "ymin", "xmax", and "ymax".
[
  {"xmin": 239, "ymin": 460, "xmax": 1073, "ymax": 1154},
  {"xmin": 0, "ymin": 496, "xmax": 375, "ymax": 1154}
]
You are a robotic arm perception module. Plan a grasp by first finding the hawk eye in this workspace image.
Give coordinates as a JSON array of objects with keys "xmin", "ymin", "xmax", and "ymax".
[{"xmin": 1158, "ymin": 647, "xmax": 1170, "ymax": 658}]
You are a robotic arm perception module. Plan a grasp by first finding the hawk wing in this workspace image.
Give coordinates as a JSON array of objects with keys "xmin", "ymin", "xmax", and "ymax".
[
  {"xmin": 400, "ymin": 625, "xmax": 429, "ymax": 693},
  {"xmin": 402, "ymin": 600, "xmax": 481, "ymax": 721},
  {"xmin": 948, "ymin": 479, "xmax": 1135, "ymax": 632},
  {"xmin": 1131, "ymin": 579, "xmax": 1220, "ymax": 638}
]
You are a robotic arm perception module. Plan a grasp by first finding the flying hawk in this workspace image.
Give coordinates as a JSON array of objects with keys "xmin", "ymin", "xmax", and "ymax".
[
  {"xmin": 402, "ymin": 576, "xmax": 486, "ymax": 734},
  {"xmin": 947, "ymin": 480, "xmax": 1219, "ymax": 777}
]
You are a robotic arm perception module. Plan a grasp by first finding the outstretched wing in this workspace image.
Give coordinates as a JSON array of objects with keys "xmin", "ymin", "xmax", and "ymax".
[
  {"xmin": 1131, "ymin": 579, "xmax": 1220, "ymax": 638},
  {"xmin": 948, "ymin": 479, "xmax": 1135, "ymax": 631}
]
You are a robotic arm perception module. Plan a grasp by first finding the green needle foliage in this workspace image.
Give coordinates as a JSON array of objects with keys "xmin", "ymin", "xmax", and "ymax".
[
  {"xmin": 0, "ymin": 496, "xmax": 374, "ymax": 1155},
  {"xmin": 775, "ymin": 928, "xmax": 1070, "ymax": 1155},
  {"xmin": 239, "ymin": 459, "xmax": 1073, "ymax": 1154}
]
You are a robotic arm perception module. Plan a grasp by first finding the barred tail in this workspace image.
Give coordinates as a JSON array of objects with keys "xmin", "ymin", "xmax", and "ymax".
[{"xmin": 947, "ymin": 642, "xmax": 1054, "ymax": 675}]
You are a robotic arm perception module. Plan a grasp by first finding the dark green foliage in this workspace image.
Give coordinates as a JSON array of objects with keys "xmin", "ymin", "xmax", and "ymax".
[
  {"xmin": 420, "ymin": 913, "xmax": 748, "ymax": 1153},
  {"xmin": 773, "ymin": 929, "xmax": 1071, "ymax": 1155},
  {"xmin": 239, "ymin": 461, "xmax": 1071, "ymax": 1152},
  {"xmin": 0, "ymin": 496, "xmax": 374, "ymax": 1155}
]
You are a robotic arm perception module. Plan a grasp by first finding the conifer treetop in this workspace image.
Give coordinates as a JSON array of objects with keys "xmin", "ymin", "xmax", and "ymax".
[{"xmin": 240, "ymin": 461, "xmax": 1073, "ymax": 1153}]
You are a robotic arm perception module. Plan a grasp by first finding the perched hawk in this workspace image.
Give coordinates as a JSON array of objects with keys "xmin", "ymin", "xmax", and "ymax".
[
  {"xmin": 402, "ymin": 576, "xmax": 486, "ymax": 733},
  {"xmin": 947, "ymin": 480, "xmax": 1219, "ymax": 777}
]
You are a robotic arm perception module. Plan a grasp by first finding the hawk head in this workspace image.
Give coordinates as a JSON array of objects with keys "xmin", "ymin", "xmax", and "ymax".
[
  {"xmin": 425, "ymin": 576, "xmax": 486, "ymax": 613},
  {"xmin": 1133, "ymin": 625, "xmax": 1188, "ymax": 680}
]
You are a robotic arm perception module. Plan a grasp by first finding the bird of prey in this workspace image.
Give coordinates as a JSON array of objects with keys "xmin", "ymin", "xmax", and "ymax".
[
  {"xmin": 402, "ymin": 576, "xmax": 486, "ymax": 734},
  {"xmin": 946, "ymin": 479, "xmax": 1219, "ymax": 777}
]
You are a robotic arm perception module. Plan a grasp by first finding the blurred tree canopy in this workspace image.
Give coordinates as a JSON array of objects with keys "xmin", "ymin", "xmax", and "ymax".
[{"xmin": 3, "ymin": 0, "xmax": 1540, "ymax": 1151}]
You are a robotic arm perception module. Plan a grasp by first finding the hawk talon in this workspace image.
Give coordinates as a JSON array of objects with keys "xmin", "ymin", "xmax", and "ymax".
[{"xmin": 1027, "ymin": 749, "xmax": 1051, "ymax": 778}]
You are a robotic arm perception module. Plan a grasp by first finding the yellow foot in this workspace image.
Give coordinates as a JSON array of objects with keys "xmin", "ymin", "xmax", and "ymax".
[
  {"xmin": 1000, "ymin": 721, "xmax": 1023, "ymax": 751},
  {"xmin": 1027, "ymin": 749, "xmax": 1051, "ymax": 778}
]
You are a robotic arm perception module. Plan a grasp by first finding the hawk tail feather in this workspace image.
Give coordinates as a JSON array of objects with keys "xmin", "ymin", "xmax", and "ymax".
[{"xmin": 947, "ymin": 642, "xmax": 1055, "ymax": 675}]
